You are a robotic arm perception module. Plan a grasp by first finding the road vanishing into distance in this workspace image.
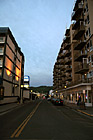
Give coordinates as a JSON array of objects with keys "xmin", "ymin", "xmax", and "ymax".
[{"xmin": 0, "ymin": 99, "xmax": 93, "ymax": 140}]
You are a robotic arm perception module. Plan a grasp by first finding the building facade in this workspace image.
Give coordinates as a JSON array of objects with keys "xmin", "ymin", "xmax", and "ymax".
[
  {"xmin": 53, "ymin": 0, "xmax": 93, "ymax": 107},
  {"xmin": 0, "ymin": 27, "xmax": 24, "ymax": 104}
]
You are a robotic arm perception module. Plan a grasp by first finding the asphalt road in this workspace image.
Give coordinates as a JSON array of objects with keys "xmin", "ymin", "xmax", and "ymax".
[{"xmin": 0, "ymin": 99, "xmax": 93, "ymax": 140}]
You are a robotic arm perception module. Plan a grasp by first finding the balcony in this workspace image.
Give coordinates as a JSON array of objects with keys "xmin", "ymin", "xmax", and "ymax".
[
  {"xmin": 73, "ymin": 22, "xmax": 85, "ymax": 40},
  {"xmin": 62, "ymin": 80, "xmax": 66, "ymax": 84},
  {"xmin": 74, "ymin": 63, "xmax": 89, "ymax": 74},
  {"xmin": 74, "ymin": 40, "xmax": 86, "ymax": 50},
  {"xmin": 64, "ymin": 57, "xmax": 72, "ymax": 65},
  {"xmin": 66, "ymin": 65, "xmax": 72, "ymax": 72},
  {"xmin": 65, "ymin": 29, "xmax": 70, "ymax": 36},
  {"xmin": 64, "ymin": 43, "xmax": 71, "ymax": 50},
  {"xmin": 67, "ymin": 78, "xmax": 93, "ymax": 88},
  {"xmin": 72, "ymin": 19, "xmax": 84, "ymax": 30},
  {"xmin": 61, "ymin": 65, "xmax": 65, "ymax": 71},
  {"xmin": 63, "ymin": 36, "xmax": 70, "ymax": 44},
  {"xmin": 59, "ymin": 53, "xmax": 64, "ymax": 59},
  {"xmin": 65, "ymin": 75, "xmax": 72, "ymax": 81},
  {"xmin": 64, "ymin": 50, "xmax": 71, "ymax": 57},
  {"xmin": 74, "ymin": 51, "xmax": 87, "ymax": 61},
  {"xmin": 61, "ymin": 72, "xmax": 66, "ymax": 77},
  {"xmin": 60, "ymin": 59, "xmax": 64, "ymax": 64},
  {"xmin": 71, "ymin": 2, "xmax": 83, "ymax": 20}
]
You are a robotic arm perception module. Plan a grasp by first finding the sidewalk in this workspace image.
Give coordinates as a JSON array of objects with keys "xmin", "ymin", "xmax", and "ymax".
[
  {"xmin": 0, "ymin": 102, "xmax": 22, "ymax": 114},
  {"xmin": 0, "ymin": 100, "xmax": 33, "ymax": 114},
  {"xmin": 65, "ymin": 102, "xmax": 93, "ymax": 117}
]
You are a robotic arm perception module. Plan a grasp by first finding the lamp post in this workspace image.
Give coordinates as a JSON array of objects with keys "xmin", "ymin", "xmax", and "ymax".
[
  {"xmin": 31, "ymin": 90, "xmax": 33, "ymax": 100},
  {"xmin": 64, "ymin": 85, "xmax": 67, "ymax": 101}
]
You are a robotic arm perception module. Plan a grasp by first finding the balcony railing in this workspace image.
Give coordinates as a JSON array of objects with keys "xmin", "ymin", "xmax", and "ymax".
[
  {"xmin": 64, "ymin": 57, "xmax": 72, "ymax": 64},
  {"xmin": 72, "ymin": 18, "xmax": 84, "ymax": 30},
  {"xmin": 67, "ymin": 77, "xmax": 93, "ymax": 88},
  {"xmin": 74, "ymin": 63, "xmax": 89, "ymax": 74},
  {"xmin": 74, "ymin": 51, "xmax": 87, "ymax": 61},
  {"xmin": 65, "ymin": 75, "xmax": 72, "ymax": 81},
  {"xmin": 61, "ymin": 72, "xmax": 66, "ymax": 77},
  {"xmin": 60, "ymin": 53, "xmax": 65, "ymax": 59},
  {"xmin": 63, "ymin": 36, "xmax": 70, "ymax": 43},
  {"xmin": 73, "ymin": 22, "xmax": 85, "ymax": 40},
  {"xmin": 74, "ymin": 40, "xmax": 86, "ymax": 50},
  {"xmin": 64, "ymin": 43, "xmax": 71, "ymax": 50},
  {"xmin": 64, "ymin": 50, "xmax": 71, "ymax": 57},
  {"xmin": 66, "ymin": 65, "xmax": 72, "ymax": 72},
  {"xmin": 71, "ymin": 3, "xmax": 83, "ymax": 20}
]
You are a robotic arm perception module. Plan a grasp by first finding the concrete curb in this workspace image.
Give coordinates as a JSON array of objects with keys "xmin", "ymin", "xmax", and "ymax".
[{"xmin": 65, "ymin": 104, "xmax": 93, "ymax": 117}]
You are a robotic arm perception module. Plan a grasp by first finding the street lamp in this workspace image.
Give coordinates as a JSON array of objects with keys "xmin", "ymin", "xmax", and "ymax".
[{"xmin": 64, "ymin": 85, "xmax": 67, "ymax": 101}]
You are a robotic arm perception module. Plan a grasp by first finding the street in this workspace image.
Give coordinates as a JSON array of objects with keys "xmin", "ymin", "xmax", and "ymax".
[{"xmin": 0, "ymin": 99, "xmax": 93, "ymax": 140}]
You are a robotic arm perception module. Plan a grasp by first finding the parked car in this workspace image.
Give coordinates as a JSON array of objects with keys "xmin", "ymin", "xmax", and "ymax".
[
  {"xmin": 51, "ymin": 98, "xmax": 56, "ymax": 104},
  {"xmin": 54, "ymin": 99, "xmax": 63, "ymax": 106}
]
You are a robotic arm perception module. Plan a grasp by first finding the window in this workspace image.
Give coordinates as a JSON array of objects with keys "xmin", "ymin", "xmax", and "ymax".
[
  {"xmin": 91, "ymin": 55, "xmax": 93, "ymax": 62},
  {"xmin": 87, "ymin": 15, "xmax": 90, "ymax": 24},
  {"xmin": 88, "ymin": 56, "xmax": 91, "ymax": 63},
  {"xmin": 86, "ymin": 30, "xmax": 88, "ymax": 36},
  {"xmin": 90, "ymin": 40, "xmax": 93, "ymax": 51},
  {"xmin": 91, "ymin": 55, "xmax": 93, "ymax": 67},
  {"xmin": 85, "ymin": 3, "xmax": 88, "ymax": 12},
  {"xmin": 0, "ymin": 37, "xmax": 3, "ymax": 42},
  {"xmin": 0, "ymin": 48, "xmax": 3, "ymax": 53},
  {"xmin": 88, "ymin": 27, "xmax": 91, "ymax": 37}
]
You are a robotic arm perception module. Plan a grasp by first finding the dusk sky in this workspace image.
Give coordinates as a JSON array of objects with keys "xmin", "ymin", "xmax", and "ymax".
[{"xmin": 1, "ymin": 0, "xmax": 75, "ymax": 87}]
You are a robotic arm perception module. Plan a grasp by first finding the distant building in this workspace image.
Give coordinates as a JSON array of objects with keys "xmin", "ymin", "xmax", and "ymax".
[{"xmin": 0, "ymin": 27, "xmax": 24, "ymax": 104}]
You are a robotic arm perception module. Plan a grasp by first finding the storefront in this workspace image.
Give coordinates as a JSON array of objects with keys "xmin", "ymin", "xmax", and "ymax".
[{"xmin": 62, "ymin": 84, "xmax": 92, "ymax": 107}]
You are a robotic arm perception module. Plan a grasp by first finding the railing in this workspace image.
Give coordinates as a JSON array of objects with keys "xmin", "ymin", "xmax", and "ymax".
[
  {"xmin": 67, "ymin": 78, "xmax": 93, "ymax": 88},
  {"xmin": 65, "ymin": 57, "xmax": 72, "ymax": 64},
  {"xmin": 73, "ymin": 22, "xmax": 85, "ymax": 39},
  {"xmin": 64, "ymin": 50, "xmax": 71, "ymax": 56},
  {"xmin": 63, "ymin": 36, "xmax": 70, "ymax": 43},
  {"xmin": 74, "ymin": 63, "xmax": 89, "ymax": 73},
  {"xmin": 74, "ymin": 40, "xmax": 86, "ymax": 50},
  {"xmin": 71, "ymin": 2, "xmax": 83, "ymax": 20},
  {"xmin": 74, "ymin": 50, "xmax": 87, "ymax": 61}
]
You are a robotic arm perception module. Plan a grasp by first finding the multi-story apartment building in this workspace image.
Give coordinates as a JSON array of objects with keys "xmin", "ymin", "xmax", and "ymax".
[
  {"xmin": 0, "ymin": 27, "xmax": 24, "ymax": 104},
  {"xmin": 53, "ymin": 0, "xmax": 93, "ymax": 106}
]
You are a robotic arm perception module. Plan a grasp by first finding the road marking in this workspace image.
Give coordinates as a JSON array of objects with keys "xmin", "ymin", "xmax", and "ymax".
[
  {"xmin": 10, "ymin": 101, "xmax": 41, "ymax": 138},
  {"xmin": 77, "ymin": 109, "xmax": 93, "ymax": 117}
]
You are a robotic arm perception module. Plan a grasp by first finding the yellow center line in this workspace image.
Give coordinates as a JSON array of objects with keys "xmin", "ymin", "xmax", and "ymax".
[
  {"xmin": 10, "ymin": 101, "xmax": 41, "ymax": 138},
  {"xmin": 77, "ymin": 109, "xmax": 93, "ymax": 117}
]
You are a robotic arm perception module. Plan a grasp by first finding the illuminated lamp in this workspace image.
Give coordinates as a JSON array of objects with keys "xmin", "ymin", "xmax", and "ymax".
[
  {"xmin": 21, "ymin": 85, "xmax": 24, "ymax": 88},
  {"xmin": 6, "ymin": 70, "xmax": 11, "ymax": 76},
  {"xmin": 16, "ymin": 76, "xmax": 19, "ymax": 81}
]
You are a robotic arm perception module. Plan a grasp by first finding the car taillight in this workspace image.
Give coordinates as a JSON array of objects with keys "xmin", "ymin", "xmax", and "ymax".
[
  {"xmin": 61, "ymin": 101, "xmax": 63, "ymax": 103},
  {"xmin": 56, "ymin": 101, "xmax": 58, "ymax": 102}
]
